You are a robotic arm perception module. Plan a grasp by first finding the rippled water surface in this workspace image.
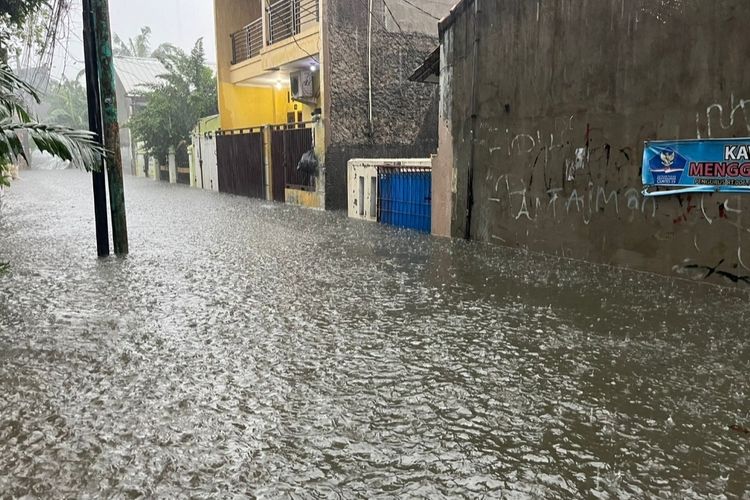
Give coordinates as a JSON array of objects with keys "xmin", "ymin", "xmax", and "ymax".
[{"xmin": 1, "ymin": 171, "xmax": 748, "ymax": 498}]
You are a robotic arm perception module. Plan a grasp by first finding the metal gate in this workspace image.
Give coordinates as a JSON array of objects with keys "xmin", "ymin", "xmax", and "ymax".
[
  {"xmin": 159, "ymin": 164, "xmax": 169, "ymax": 182},
  {"xmin": 270, "ymin": 125, "xmax": 314, "ymax": 202},
  {"xmin": 378, "ymin": 166, "xmax": 432, "ymax": 233},
  {"xmin": 216, "ymin": 129, "xmax": 265, "ymax": 199}
]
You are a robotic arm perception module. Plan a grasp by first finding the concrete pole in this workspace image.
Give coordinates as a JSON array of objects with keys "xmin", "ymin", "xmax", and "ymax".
[
  {"xmin": 91, "ymin": 0, "xmax": 129, "ymax": 255},
  {"xmin": 82, "ymin": 0, "xmax": 110, "ymax": 257},
  {"xmin": 152, "ymin": 158, "xmax": 158, "ymax": 180},
  {"xmin": 168, "ymin": 148, "xmax": 177, "ymax": 184}
]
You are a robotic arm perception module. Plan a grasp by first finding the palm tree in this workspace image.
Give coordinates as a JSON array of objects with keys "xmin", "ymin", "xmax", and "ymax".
[
  {"xmin": 0, "ymin": 61, "xmax": 102, "ymax": 186},
  {"xmin": 113, "ymin": 26, "xmax": 152, "ymax": 57},
  {"xmin": 113, "ymin": 26, "xmax": 177, "ymax": 59}
]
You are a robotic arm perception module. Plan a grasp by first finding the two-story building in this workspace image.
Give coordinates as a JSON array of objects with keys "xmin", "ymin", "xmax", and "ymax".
[{"xmin": 213, "ymin": 0, "xmax": 454, "ymax": 209}]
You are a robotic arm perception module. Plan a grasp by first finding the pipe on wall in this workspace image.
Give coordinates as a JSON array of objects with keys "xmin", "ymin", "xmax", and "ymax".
[
  {"xmin": 368, "ymin": 0, "xmax": 374, "ymax": 135},
  {"xmin": 465, "ymin": 0, "xmax": 480, "ymax": 239}
]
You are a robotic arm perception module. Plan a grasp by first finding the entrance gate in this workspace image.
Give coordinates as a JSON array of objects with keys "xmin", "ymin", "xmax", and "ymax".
[
  {"xmin": 270, "ymin": 125, "xmax": 314, "ymax": 202},
  {"xmin": 216, "ymin": 129, "xmax": 265, "ymax": 199}
]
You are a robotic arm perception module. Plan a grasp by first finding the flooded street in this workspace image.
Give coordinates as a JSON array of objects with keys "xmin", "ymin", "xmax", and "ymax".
[{"xmin": 0, "ymin": 170, "xmax": 748, "ymax": 497}]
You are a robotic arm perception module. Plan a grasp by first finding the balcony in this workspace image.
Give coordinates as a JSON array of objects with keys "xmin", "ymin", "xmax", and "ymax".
[
  {"xmin": 231, "ymin": 0, "xmax": 320, "ymax": 66},
  {"xmin": 231, "ymin": 18, "xmax": 263, "ymax": 64}
]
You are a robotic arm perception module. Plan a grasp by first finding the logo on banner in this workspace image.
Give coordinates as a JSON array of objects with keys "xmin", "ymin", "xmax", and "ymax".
[{"xmin": 649, "ymin": 147, "xmax": 688, "ymax": 185}]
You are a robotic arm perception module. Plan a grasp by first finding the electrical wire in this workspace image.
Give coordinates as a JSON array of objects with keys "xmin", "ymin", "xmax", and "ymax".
[
  {"xmin": 399, "ymin": 0, "xmax": 442, "ymax": 20},
  {"xmin": 354, "ymin": 0, "xmax": 433, "ymax": 62}
]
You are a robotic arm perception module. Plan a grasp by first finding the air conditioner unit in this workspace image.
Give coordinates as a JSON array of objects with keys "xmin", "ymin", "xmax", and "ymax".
[{"xmin": 290, "ymin": 70, "xmax": 315, "ymax": 99}]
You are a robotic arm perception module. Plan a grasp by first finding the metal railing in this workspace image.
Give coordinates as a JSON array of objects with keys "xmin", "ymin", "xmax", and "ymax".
[
  {"xmin": 231, "ymin": 18, "xmax": 263, "ymax": 64},
  {"xmin": 230, "ymin": 0, "xmax": 319, "ymax": 65},
  {"xmin": 269, "ymin": 0, "xmax": 319, "ymax": 45}
]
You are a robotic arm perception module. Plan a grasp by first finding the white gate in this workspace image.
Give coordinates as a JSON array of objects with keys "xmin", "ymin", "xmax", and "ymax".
[{"xmin": 192, "ymin": 134, "xmax": 219, "ymax": 192}]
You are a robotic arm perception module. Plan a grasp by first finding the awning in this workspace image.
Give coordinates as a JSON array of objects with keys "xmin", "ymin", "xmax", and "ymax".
[{"xmin": 408, "ymin": 46, "xmax": 440, "ymax": 84}]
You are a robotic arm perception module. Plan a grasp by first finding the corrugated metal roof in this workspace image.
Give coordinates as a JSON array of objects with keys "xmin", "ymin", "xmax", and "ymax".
[{"xmin": 114, "ymin": 56, "xmax": 167, "ymax": 96}]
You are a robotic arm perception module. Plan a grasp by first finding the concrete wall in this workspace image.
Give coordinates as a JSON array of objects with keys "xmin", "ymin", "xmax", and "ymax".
[
  {"xmin": 324, "ymin": 0, "xmax": 450, "ymax": 209},
  {"xmin": 382, "ymin": 0, "xmax": 455, "ymax": 34},
  {"xmin": 441, "ymin": 0, "xmax": 750, "ymax": 287},
  {"xmin": 347, "ymin": 162, "xmax": 379, "ymax": 222}
]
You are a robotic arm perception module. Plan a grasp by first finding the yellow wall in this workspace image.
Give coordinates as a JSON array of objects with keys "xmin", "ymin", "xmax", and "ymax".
[{"xmin": 219, "ymin": 82, "xmax": 317, "ymax": 130}]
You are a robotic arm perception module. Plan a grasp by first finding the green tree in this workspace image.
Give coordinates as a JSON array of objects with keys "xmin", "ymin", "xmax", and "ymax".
[
  {"xmin": 0, "ymin": 0, "xmax": 46, "ymax": 60},
  {"xmin": 0, "ymin": 61, "xmax": 103, "ymax": 186},
  {"xmin": 129, "ymin": 39, "xmax": 217, "ymax": 164},
  {"xmin": 0, "ymin": 0, "xmax": 46, "ymax": 27},
  {"xmin": 0, "ymin": 0, "xmax": 68, "ymax": 66},
  {"xmin": 45, "ymin": 75, "xmax": 88, "ymax": 130}
]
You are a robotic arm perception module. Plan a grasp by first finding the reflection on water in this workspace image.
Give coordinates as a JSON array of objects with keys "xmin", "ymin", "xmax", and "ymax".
[{"xmin": 0, "ymin": 171, "xmax": 748, "ymax": 497}]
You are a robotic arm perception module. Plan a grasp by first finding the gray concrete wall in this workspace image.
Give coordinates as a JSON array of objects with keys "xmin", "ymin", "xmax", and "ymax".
[
  {"xmin": 325, "ymin": 0, "xmax": 449, "ymax": 209},
  {"xmin": 442, "ymin": 0, "xmax": 750, "ymax": 287},
  {"xmin": 382, "ymin": 0, "xmax": 455, "ymax": 35}
]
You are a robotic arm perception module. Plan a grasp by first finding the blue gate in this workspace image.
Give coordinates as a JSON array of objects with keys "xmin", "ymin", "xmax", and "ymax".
[{"xmin": 377, "ymin": 166, "xmax": 432, "ymax": 233}]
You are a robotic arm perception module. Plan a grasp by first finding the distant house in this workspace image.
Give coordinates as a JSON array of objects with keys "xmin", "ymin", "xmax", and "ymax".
[
  {"xmin": 212, "ymin": 0, "xmax": 454, "ymax": 209},
  {"xmin": 113, "ymin": 56, "xmax": 167, "ymax": 176}
]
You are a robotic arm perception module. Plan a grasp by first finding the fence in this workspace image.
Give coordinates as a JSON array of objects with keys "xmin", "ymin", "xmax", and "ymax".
[
  {"xmin": 159, "ymin": 164, "xmax": 169, "ymax": 182},
  {"xmin": 176, "ymin": 144, "xmax": 191, "ymax": 185},
  {"xmin": 270, "ymin": 123, "xmax": 314, "ymax": 201},
  {"xmin": 216, "ymin": 128, "xmax": 266, "ymax": 199},
  {"xmin": 377, "ymin": 166, "xmax": 432, "ymax": 233}
]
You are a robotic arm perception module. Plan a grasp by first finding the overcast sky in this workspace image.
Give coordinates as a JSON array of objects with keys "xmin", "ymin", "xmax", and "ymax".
[{"xmin": 53, "ymin": 0, "xmax": 216, "ymax": 78}]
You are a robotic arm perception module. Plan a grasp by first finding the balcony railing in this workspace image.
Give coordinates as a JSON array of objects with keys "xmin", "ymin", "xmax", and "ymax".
[
  {"xmin": 231, "ymin": 18, "xmax": 263, "ymax": 64},
  {"xmin": 231, "ymin": 0, "xmax": 320, "ymax": 65},
  {"xmin": 269, "ymin": 0, "xmax": 319, "ymax": 45}
]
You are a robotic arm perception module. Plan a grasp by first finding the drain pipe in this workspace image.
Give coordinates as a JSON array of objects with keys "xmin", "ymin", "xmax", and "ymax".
[
  {"xmin": 368, "ymin": 0, "xmax": 374, "ymax": 136},
  {"xmin": 465, "ymin": 0, "xmax": 480, "ymax": 240}
]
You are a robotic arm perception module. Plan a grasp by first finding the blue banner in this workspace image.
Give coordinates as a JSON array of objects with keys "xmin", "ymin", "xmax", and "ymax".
[{"xmin": 642, "ymin": 138, "xmax": 750, "ymax": 196}]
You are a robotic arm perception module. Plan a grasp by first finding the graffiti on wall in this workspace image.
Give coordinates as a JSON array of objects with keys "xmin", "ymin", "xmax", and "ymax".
[
  {"xmin": 698, "ymin": 94, "xmax": 750, "ymax": 139},
  {"xmin": 477, "ymin": 100, "xmax": 750, "ymax": 285},
  {"xmin": 480, "ymin": 114, "xmax": 656, "ymax": 225}
]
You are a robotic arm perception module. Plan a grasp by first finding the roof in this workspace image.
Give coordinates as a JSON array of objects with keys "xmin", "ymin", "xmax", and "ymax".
[
  {"xmin": 113, "ymin": 56, "xmax": 167, "ymax": 96},
  {"xmin": 409, "ymin": 46, "xmax": 440, "ymax": 84},
  {"xmin": 439, "ymin": 0, "xmax": 475, "ymax": 35}
]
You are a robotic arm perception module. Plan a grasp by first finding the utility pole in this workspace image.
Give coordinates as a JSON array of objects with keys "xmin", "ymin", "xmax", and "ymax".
[
  {"xmin": 91, "ymin": 0, "xmax": 129, "ymax": 255},
  {"xmin": 82, "ymin": 0, "xmax": 110, "ymax": 257}
]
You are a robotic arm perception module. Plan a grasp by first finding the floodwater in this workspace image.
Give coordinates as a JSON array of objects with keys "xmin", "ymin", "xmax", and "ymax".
[{"xmin": 0, "ymin": 170, "xmax": 748, "ymax": 498}]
